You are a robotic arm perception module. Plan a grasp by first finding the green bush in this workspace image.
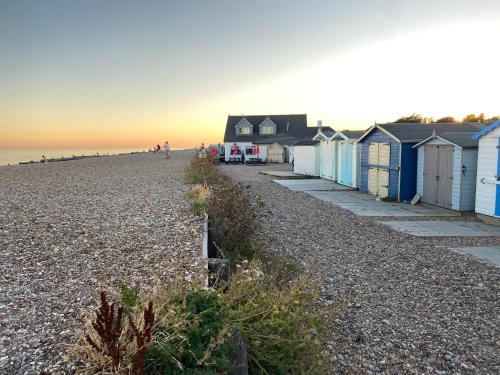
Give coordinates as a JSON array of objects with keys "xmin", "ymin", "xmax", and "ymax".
[
  {"xmin": 146, "ymin": 288, "xmax": 233, "ymax": 374},
  {"xmin": 221, "ymin": 264, "xmax": 325, "ymax": 374},
  {"xmin": 185, "ymin": 157, "xmax": 219, "ymax": 184},
  {"xmin": 76, "ymin": 269, "xmax": 328, "ymax": 374},
  {"xmin": 207, "ymin": 176, "xmax": 267, "ymax": 261}
]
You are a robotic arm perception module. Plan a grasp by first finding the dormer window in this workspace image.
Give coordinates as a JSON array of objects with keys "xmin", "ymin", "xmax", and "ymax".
[
  {"xmin": 259, "ymin": 117, "xmax": 277, "ymax": 135},
  {"xmin": 260, "ymin": 125, "xmax": 274, "ymax": 134},
  {"xmin": 235, "ymin": 118, "xmax": 253, "ymax": 135}
]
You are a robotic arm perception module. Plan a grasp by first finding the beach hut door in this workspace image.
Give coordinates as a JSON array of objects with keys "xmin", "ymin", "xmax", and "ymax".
[
  {"xmin": 340, "ymin": 142, "xmax": 353, "ymax": 186},
  {"xmin": 423, "ymin": 145, "xmax": 453, "ymax": 208}
]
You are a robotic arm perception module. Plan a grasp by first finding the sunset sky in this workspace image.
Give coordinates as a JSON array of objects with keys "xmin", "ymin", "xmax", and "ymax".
[{"xmin": 1, "ymin": 0, "xmax": 499, "ymax": 149}]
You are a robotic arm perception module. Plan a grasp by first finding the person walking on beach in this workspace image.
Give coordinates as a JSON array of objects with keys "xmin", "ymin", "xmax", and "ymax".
[{"xmin": 162, "ymin": 141, "xmax": 171, "ymax": 159}]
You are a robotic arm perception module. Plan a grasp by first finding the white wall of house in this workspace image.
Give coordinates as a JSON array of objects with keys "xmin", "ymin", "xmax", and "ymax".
[
  {"xmin": 286, "ymin": 145, "xmax": 294, "ymax": 164},
  {"xmin": 294, "ymin": 145, "xmax": 320, "ymax": 176},
  {"xmin": 475, "ymin": 126, "xmax": 500, "ymax": 217}
]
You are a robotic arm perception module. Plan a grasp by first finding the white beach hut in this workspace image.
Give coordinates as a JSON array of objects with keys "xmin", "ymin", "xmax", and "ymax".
[
  {"xmin": 313, "ymin": 128, "xmax": 336, "ymax": 180},
  {"xmin": 472, "ymin": 120, "xmax": 500, "ymax": 218},
  {"xmin": 293, "ymin": 139, "xmax": 320, "ymax": 176},
  {"xmin": 413, "ymin": 131, "xmax": 479, "ymax": 211}
]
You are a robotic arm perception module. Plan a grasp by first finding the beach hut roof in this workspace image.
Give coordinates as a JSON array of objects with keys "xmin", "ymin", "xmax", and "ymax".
[
  {"xmin": 294, "ymin": 139, "xmax": 320, "ymax": 146},
  {"xmin": 357, "ymin": 122, "xmax": 485, "ymax": 143},
  {"xmin": 331, "ymin": 130, "xmax": 366, "ymax": 140},
  {"xmin": 413, "ymin": 131, "xmax": 479, "ymax": 149},
  {"xmin": 471, "ymin": 119, "xmax": 500, "ymax": 139}
]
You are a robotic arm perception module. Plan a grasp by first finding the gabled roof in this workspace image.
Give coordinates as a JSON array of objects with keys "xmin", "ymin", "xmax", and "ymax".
[
  {"xmin": 358, "ymin": 122, "xmax": 485, "ymax": 144},
  {"xmin": 472, "ymin": 120, "xmax": 500, "ymax": 140},
  {"xmin": 224, "ymin": 114, "xmax": 309, "ymax": 142},
  {"xmin": 313, "ymin": 127, "xmax": 336, "ymax": 141},
  {"xmin": 413, "ymin": 131, "xmax": 479, "ymax": 149},
  {"xmin": 332, "ymin": 130, "xmax": 366, "ymax": 141}
]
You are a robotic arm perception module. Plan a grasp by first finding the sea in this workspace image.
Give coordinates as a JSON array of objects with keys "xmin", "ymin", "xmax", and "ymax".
[{"xmin": 0, "ymin": 148, "xmax": 151, "ymax": 166}]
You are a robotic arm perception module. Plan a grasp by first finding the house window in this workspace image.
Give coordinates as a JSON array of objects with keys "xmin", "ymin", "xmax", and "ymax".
[
  {"xmin": 239, "ymin": 126, "xmax": 252, "ymax": 135},
  {"xmin": 260, "ymin": 125, "xmax": 274, "ymax": 135}
]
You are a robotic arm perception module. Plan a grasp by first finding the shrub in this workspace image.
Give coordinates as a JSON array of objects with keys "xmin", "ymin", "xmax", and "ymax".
[
  {"xmin": 221, "ymin": 263, "xmax": 326, "ymax": 374},
  {"xmin": 185, "ymin": 157, "xmax": 219, "ymax": 184},
  {"xmin": 186, "ymin": 184, "xmax": 211, "ymax": 216},
  {"xmin": 207, "ymin": 176, "xmax": 267, "ymax": 261},
  {"xmin": 75, "ymin": 271, "xmax": 328, "ymax": 374}
]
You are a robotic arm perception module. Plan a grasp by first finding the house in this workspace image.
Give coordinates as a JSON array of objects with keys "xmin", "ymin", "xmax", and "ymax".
[
  {"xmin": 332, "ymin": 130, "xmax": 365, "ymax": 188},
  {"xmin": 223, "ymin": 114, "xmax": 325, "ymax": 163},
  {"xmin": 293, "ymin": 139, "xmax": 320, "ymax": 176},
  {"xmin": 413, "ymin": 131, "xmax": 479, "ymax": 210},
  {"xmin": 471, "ymin": 120, "xmax": 500, "ymax": 219},
  {"xmin": 357, "ymin": 122, "xmax": 484, "ymax": 201}
]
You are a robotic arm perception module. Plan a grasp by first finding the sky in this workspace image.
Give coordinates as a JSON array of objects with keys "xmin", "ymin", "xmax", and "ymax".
[{"xmin": 0, "ymin": 0, "xmax": 499, "ymax": 149}]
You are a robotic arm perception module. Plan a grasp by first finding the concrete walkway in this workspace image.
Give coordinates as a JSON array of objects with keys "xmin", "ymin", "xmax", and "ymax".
[
  {"xmin": 382, "ymin": 220, "xmax": 500, "ymax": 237},
  {"xmin": 305, "ymin": 190, "xmax": 456, "ymax": 217},
  {"xmin": 260, "ymin": 170, "xmax": 315, "ymax": 179},
  {"xmin": 451, "ymin": 246, "xmax": 500, "ymax": 267},
  {"xmin": 274, "ymin": 179, "xmax": 353, "ymax": 191}
]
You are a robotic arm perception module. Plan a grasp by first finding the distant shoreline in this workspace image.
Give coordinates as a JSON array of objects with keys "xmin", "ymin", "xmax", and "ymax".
[{"xmin": 0, "ymin": 148, "xmax": 190, "ymax": 166}]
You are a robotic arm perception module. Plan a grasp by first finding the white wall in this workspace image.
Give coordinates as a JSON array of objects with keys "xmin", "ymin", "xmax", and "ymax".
[
  {"xmin": 475, "ymin": 127, "xmax": 500, "ymax": 217},
  {"xmin": 294, "ymin": 145, "xmax": 320, "ymax": 176}
]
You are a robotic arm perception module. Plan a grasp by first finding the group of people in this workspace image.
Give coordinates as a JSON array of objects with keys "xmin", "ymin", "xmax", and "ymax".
[{"xmin": 153, "ymin": 141, "xmax": 171, "ymax": 159}]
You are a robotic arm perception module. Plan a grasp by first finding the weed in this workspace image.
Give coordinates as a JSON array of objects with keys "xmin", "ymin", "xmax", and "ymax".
[{"xmin": 85, "ymin": 292, "xmax": 125, "ymax": 370}]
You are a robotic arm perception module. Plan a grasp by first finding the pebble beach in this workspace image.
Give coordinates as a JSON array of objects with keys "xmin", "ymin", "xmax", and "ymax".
[
  {"xmin": 222, "ymin": 163, "xmax": 500, "ymax": 375},
  {"xmin": 0, "ymin": 151, "xmax": 206, "ymax": 373}
]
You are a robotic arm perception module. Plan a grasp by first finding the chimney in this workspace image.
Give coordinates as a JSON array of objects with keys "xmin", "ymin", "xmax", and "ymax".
[{"xmin": 317, "ymin": 120, "xmax": 323, "ymax": 129}]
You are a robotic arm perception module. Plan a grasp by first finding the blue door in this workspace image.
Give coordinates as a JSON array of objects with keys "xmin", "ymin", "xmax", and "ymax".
[
  {"xmin": 340, "ymin": 143, "xmax": 353, "ymax": 186},
  {"xmin": 495, "ymin": 139, "xmax": 500, "ymax": 216}
]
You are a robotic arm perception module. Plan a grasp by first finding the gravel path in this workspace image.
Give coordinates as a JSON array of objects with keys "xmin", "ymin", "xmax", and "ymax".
[
  {"xmin": 222, "ymin": 163, "xmax": 500, "ymax": 375},
  {"xmin": 0, "ymin": 151, "xmax": 205, "ymax": 374}
]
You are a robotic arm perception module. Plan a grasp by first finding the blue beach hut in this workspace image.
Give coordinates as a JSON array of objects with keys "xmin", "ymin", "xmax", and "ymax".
[{"xmin": 357, "ymin": 123, "xmax": 484, "ymax": 201}]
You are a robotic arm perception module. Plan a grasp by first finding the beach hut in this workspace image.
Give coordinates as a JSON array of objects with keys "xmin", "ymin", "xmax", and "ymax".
[
  {"xmin": 471, "ymin": 120, "xmax": 500, "ymax": 218},
  {"xmin": 331, "ymin": 130, "xmax": 365, "ymax": 188},
  {"xmin": 357, "ymin": 122, "xmax": 484, "ymax": 200},
  {"xmin": 413, "ymin": 131, "xmax": 479, "ymax": 210},
  {"xmin": 313, "ymin": 128, "xmax": 336, "ymax": 180},
  {"xmin": 293, "ymin": 139, "xmax": 320, "ymax": 176}
]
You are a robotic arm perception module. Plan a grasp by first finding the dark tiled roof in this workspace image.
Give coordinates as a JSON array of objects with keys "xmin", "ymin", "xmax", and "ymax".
[
  {"xmin": 416, "ymin": 132, "xmax": 479, "ymax": 148},
  {"xmin": 224, "ymin": 114, "xmax": 331, "ymax": 144},
  {"xmin": 339, "ymin": 130, "xmax": 366, "ymax": 139},
  {"xmin": 376, "ymin": 122, "xmax": 485, "ymax": 143},
  {"xmin": 294, "ymin": 139, "xmax": 319, "ymax": 146}
]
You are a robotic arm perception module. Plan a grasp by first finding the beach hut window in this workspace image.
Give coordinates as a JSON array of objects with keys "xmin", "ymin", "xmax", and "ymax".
[{"xmin": 368, "ymin": 142, "xmax": 390, "ymax": 166}]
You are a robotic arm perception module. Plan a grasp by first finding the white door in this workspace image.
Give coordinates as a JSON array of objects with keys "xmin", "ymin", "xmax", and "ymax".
[
  {"xmin": 377, "ymin": 169, "xmax": 389, "ymax": 198},
  {"xmin": 368, "ymin": 168, "xmax": 378, "ymax": 195}
]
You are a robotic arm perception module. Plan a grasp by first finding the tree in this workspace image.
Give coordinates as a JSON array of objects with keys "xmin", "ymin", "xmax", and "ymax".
[
  {"xmin": 434, "ymin": 116, "xmax": 457, "ymax": 123},
  {"xmin": 463, "ymin": 113, "xmax": 485, "ymax": 123},
  {"xmin": 394, "ymin": 113, "xmax": 423, "ymax": 123},
  {"xmin": 485, "ymin": 116, "xmax": 500, "ymax": 124}
]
